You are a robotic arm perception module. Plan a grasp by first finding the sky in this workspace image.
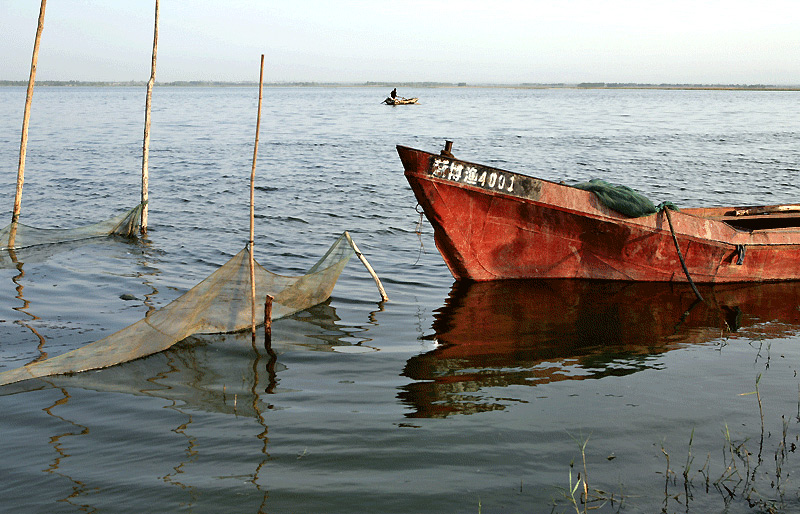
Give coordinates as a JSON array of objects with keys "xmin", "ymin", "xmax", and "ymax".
[{"xmin": 2, "ymin": 0, "xmax": 799, "ymax": 85}]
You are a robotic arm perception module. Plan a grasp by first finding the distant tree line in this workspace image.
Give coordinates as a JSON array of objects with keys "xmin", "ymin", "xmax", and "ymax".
[
  {"xmin": 0, "ymin": 80, "xmax": 797, "ymax": 90},
  {"xmin": 0, "ymin": 80, "xmax": 251, "ymax": 87},
  {"xmin": 577, "ymin": 82, "xmax": 796, "ymax": 90}
]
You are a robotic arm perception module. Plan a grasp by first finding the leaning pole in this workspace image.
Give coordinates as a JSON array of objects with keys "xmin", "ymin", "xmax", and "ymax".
[
  {"xmin": 141, "ymin": 0, "xmax": 159, "ymax": 234},
  {"xmin": 249, "ymin": 54, "xmax": 265, "ymax": 341},
  {"xmin": 10, "ymin": 0, "xmax": 47, "ymax": 247}
]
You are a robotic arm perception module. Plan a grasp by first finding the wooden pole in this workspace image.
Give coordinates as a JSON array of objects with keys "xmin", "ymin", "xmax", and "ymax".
[
  {"xmin": 250, "ymin": 54, "xmax": 265, "ymax": 340},
  {"xmin": 264, "ymin": 294, "xmax": 273, "ymax": 341},
  {"xmin": 141, "ymin": 0, "xmax": 159, "ymax": 235},
  {"xmin": 344, "ymin": 232, "xmax": 389, "ymax": 302},
  {"xmin": 264, "ymin": 294, "xmax": 277, "ymax": 394},
  {"xmin": 10, "ymin": 0, "xmax": 47, "ymax": 246}
]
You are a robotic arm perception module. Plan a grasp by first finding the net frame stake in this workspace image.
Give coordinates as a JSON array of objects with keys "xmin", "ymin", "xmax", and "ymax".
[
  {"xmin": 344, "ymin": 232, "xmax": 389, "ymax": 302},
  {"xmin": 141, "ymin": 0, "xmax": 159, "ymax": 235},
  {"xmin": 264, "ymin": 293, "xmax": 277, "ymax": 394},
  {"xmin": 264, "ymin": 294, "xmax": 273, "ymax": 341},
  {"xmin": 10, "ymin": 0, "xmax": 47, "ymax": 248},
  {"xmin": 249, "ymin": 54, "xmax": 265, "ymax": 341}
]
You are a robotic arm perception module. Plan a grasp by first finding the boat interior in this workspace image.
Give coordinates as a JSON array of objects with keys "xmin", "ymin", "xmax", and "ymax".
[{"xmin": 684, "ymin": 205, "xmax": 800, "ymax": 231}]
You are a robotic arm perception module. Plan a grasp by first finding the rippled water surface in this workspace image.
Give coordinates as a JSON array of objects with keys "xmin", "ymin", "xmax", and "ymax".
[{"xmin": 2, "ymin": 86, "xmax": 800, "ymax": 513}]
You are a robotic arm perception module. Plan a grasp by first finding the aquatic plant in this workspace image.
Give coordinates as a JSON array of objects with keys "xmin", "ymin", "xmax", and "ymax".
[
  {"xmin": 554, "ymin": 433, "xmax": 624, "ymax": 514},
  {"xmin": 554, "ymin": 373, "xmax": 800, "ymax": 513}
]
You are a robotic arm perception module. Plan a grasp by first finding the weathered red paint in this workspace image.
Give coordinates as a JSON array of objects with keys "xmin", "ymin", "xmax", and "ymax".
[{"xmin": 398, "ymin": 145, "xmax": 800, "ymax": 282}]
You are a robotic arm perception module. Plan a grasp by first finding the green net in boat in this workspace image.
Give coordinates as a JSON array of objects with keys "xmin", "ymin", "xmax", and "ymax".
[{"xmin": 574, "ymin": 179, "xmax": 658, "ymax": 218}]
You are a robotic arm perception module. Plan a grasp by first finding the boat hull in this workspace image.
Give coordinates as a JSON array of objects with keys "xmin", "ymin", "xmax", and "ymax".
[
  {"xmin": 398, "ymin": 145, "xmax": 800, "ymax": 282},
  {"xmin": 384, "ymin": 97, "xmax": 418, "ymax": 105}
]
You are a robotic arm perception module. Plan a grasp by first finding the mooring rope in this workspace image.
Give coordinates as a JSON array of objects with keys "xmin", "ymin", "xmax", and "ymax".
[
  {"xmin": 659, "ymin": 203, "xmax": 704, "ymax": 303},
  {"xmin": 413, "ymin": 203, "xmax": 426, "ymax": 266}
]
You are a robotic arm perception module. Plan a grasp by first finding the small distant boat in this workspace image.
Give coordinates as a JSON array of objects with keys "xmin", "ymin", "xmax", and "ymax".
[
  {"xmin": 384, "ymin": 97, "xmax": 419, "ymax": 105},
  {"xmin": 398, "ymin": 142, "xmax": 800, "ymax": 283}
]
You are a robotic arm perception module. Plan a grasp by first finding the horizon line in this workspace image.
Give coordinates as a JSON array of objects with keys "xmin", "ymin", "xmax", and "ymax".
[{"xmin": 1, "ymin": 80, "xmax": 799, "ymax": 91}]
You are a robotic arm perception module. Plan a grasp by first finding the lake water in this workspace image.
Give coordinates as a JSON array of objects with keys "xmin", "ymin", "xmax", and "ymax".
[{"xmin": 1, "ymin": 85, "xmax": 800, "ymax": 513}]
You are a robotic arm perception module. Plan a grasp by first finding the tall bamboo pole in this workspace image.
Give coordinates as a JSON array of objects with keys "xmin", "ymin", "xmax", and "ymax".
[
  {"xmin": 250, "ymin": 54, "xmax": 265, "ymax": 340},
  {"xmin": 141, "ymin": 0, "xmax": 159, "ymax": 235},
  {"xmin": 10, "ymin": 0, "xmax": 47, "ymax": 247}
]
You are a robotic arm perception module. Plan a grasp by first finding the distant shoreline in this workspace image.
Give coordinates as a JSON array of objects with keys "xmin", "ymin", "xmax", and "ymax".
[{"xmin": 0, "ymin": 80, "xmax": 798, "ymax": 91}]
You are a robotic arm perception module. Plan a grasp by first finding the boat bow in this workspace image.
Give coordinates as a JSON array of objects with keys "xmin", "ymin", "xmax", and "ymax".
[{"xmin": 398, "ymin": 144, "xmax": 800, "ymax": 283}]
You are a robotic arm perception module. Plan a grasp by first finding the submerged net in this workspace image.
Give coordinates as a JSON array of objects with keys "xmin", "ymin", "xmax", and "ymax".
[
  {"xmin": 0, "ymin": 205, "xmax": 142, "ymax": 267},
  {"xmin": 0, "ymin": 204, "xmax": 142, "ymax": 250},
  {"xmin": 0, "ymin": 232, "xmax": 359, "ymax": 387}
]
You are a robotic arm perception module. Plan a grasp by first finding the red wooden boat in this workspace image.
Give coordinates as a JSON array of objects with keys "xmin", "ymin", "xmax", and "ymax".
[{"xmin": 398, "ymin": 142, "xmax": 800, "ymax": 282}]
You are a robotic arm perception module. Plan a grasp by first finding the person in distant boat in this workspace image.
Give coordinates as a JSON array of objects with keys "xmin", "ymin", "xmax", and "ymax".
[{"xmin": 390, "ymin": 88, "xmax": 397, "ymax": 99}]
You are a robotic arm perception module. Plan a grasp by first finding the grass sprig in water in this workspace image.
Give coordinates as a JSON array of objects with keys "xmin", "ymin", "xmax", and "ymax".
[
  {"xmin": 556, "ymin": 433, "xmax": 624, "ymax": 514},
  {"xmin": 555, "ymin": 373, "xmax": 800, "ymax": 513}
]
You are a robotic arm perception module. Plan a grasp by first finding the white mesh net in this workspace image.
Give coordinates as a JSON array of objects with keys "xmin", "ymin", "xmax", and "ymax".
[
  {"xmin": 0, "ymin": 205, "xmax": 143, "ymax": 268},
  {"xmin": 0, "ymin": 232, "xmax": 362, "ymax": 387}
]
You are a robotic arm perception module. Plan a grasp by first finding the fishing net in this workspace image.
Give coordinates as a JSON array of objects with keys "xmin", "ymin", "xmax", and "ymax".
[
  {"xmin": 574, "ymin": 179, "xmax": 658, "ymax": 218},
  {"xmin": 5, "ymin": 305, "xmax": 345, "ymax": 411},
  {"xmin": 0, "ymin": 232, "xmax": 365, "ymax": 387},
  {"xmin": 0, "ymin": 205, "xmax": 143, "ymax": 267}
]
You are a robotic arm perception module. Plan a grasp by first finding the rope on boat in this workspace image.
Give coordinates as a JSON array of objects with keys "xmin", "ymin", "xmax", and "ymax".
[
  {"xmin": 413, "ymin": 203, "xmax": 427, "ymax": 266},
  {"xmin": 660, "ymin": 203, "xmax": 704, "ymax": 303}
]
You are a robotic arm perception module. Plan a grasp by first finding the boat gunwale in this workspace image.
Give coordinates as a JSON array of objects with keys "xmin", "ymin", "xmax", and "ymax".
[
  {"xmin": 398, "ymin": 144, "xmax": 800, "ymax": 243},
  {"xmin": 398, "ymin": 144, "xmax": 800, "ymax": 282}
]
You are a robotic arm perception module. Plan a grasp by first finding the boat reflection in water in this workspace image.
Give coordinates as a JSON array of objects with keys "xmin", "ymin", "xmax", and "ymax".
[{"xmin": 400, "ymin": 280, "xmax": 800, "ymax": 418}]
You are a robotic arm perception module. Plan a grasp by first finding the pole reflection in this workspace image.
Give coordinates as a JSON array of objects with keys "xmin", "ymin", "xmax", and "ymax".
[
  {"xmin": 9, "ymin": 253, "xmax": 47, "ymax": 364},
  {"xmin": 9, "ymin": 300, "xmax": 363, "ymax": 512},
  {"xmin": 41, "ymin": 387, "xmax": 93, "ymax": 510}
]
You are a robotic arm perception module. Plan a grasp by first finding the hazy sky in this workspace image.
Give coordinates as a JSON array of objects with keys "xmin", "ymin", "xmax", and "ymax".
[{"xmin": 2, "ymin": 0, "xmax": 799, "ymax": 84}]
